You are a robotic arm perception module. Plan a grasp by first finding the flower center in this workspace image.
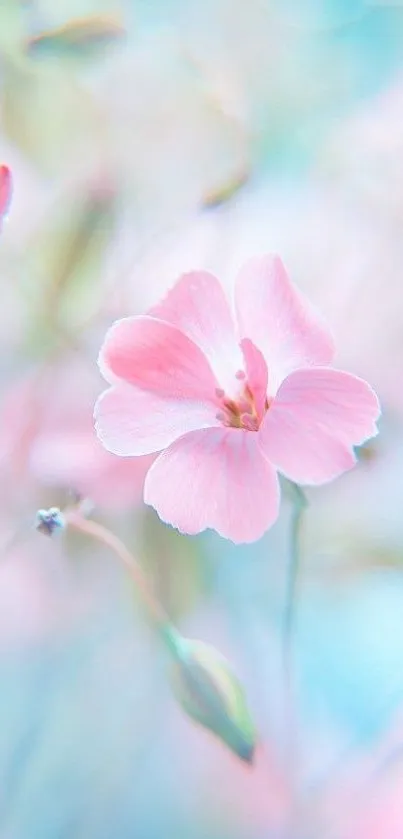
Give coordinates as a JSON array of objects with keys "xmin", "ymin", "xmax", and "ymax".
[{"xmin": 215, "ymin": 381, "xmax": 269, "ymax": 432}]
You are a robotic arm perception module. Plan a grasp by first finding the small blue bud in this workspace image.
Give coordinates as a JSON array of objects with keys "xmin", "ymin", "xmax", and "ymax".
[{"xmin": 35, "ymin": 507, "xmax": 65, "ymax": 537}]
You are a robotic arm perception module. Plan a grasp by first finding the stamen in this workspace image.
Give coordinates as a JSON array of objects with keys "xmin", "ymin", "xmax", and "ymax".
[
  {"xmin": 215, "ymin": 376, "xmax": 271, "ymax": 431},
  {"xmin": 223, "ymin": 398, "xmax": 239, "ymax": 414}
]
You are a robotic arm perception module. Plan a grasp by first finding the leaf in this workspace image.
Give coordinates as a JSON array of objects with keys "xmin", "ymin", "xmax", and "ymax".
[
  {"xmin": 202, "ymin": 169, "xmax": 248, "ymax": 209},
  {"xmin": 25, "ymin": 14, "xmax": 125, "ymax": 59}
]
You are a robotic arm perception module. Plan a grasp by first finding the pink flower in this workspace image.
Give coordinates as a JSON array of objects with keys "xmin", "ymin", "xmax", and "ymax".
[{"xmin": 95, "ymin": 255, "xmax": 380, "ymax": 543}]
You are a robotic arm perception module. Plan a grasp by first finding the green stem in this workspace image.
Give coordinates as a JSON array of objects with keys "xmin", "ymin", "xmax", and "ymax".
[
  {"xmin": 283, "ymin": 483, "xmax": 307, "ymax": 651},
  {"xmin": 282, "ymin": 482, "xmax": 307, "ymax": 810}
]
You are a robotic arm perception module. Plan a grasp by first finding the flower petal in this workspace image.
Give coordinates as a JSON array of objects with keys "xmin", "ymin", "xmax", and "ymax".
[
  {"xmin": 235, "ymin": 255, "xmax": 335, "ymax": 392},
  {"xmin": 95, "ymin": 384, "xmax": 221, "ymax": 456},
  {"xmin": 259, "ymin": 367, "xmax": 380, "ymax": 485},
  {"xmin": 0, "ymin": 165, "xmax": 12, "ymax": 221},
  {"xmin": 144, "ymin": 427, "xmax": 280, "ymax": 543},
  {"xmin": 98, "ymin": 315, "xmax": 219, "ymax": 400},
  {"xmin": 240, "ymin": 338, "xmax": 268, "ymax": 419},
  {"xmin": 150, "ymin": 271, "xmax": 243, "ymax": 394}
]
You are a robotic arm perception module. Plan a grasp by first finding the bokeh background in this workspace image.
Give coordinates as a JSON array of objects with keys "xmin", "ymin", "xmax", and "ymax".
[{"xmin": 1, "ymin": 0, "xmax": 403, "ymax": 836}]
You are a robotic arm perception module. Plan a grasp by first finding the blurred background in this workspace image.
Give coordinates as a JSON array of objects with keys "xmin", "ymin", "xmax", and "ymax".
[{"xmin": 1, "ymin": 0, "xmax": 403, "ymax": 836}]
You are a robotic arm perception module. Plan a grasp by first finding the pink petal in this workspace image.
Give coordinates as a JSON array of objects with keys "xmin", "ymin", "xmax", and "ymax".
[
  {"xmin": 95, "ymin": 384, "xmax": 221, "ymax": 456},
  {"xmin": 150, "ymin": 271, "xmax": 243, "ymax": 394},
  {"xmin": 99, "ymin": 315, "xmax": 219, "ymax": 400},
  {"xmin": 0, "ymin": 165, "xmax": 12, "ymax": 220},
  {"xmin": 235, "ymin": 255, "xmax": 335, "ymax": 393},
  {"xmin": 144, "ymin": 427, "xmax": 280, "ymax": 543},
  {"xmin": 259, "ymin": 367, "xmax": 380, "ymax": 485},
  {"xmin": 240, "ymin": 338, "xmax": 268, "ymax": 419}
]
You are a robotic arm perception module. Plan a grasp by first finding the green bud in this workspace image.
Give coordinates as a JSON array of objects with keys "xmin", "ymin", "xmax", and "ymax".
[{"xmin": 169, "ymin": 637, "xmax": 256, "ymax": 764}]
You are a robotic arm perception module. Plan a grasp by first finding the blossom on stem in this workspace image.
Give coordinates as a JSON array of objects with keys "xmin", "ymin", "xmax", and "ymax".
[{"xmin": 95, "ymin": 254, "xmax": 380, "ymax": 543}]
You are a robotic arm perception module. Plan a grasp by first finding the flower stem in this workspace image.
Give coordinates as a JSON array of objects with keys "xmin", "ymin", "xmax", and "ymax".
[
  {"xmin": 283, "ymin": 483, "xmax": 307, "ymax": 653},
  {"xmin": 282, "ymin": 482, "xmax": 307, "ymax": 812},
  {"xmin": 64, "ymin": 508, "xmax": 181, "ymax": 655}
]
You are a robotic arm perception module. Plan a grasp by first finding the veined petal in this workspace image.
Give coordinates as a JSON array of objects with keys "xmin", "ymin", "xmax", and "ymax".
[
  {"xmin": 98, "ymin": 315, "xmax": 220, "ymax": 400},
  {"xmin": 95, "ymin": 384, "xmax": 221, "ymax": 456},
  {"xmin": 235, "ymin": 255, "xmax": 334, "ymax": 393},
  {"xmin": 144, "ymin": 427, "xmax": 280, "ymax": 543},
  {"xmin": 259, "ymin": 367, "xmax": 380, "ymax": 485},
  {"xmin": 150, "ymin": 271, "xmax": 243, "ymax": 394}
]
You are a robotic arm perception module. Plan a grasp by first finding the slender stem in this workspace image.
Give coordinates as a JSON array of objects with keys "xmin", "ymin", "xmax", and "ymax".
[
  {"xmin": 64, "ymin": 509, "xmax": 180, "ymax": 654},
  {"xmin": 283, "ymin": 483, "xmax": 307, "ymax": 653},
  {"xmin": 282, "ymin": 482, "xmax": 307, "ymax": 819}
]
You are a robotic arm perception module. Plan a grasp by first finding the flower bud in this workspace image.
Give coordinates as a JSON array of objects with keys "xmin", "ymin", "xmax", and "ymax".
[
  {"xmin": 170, "ymin": 637, "xmax": 256, "ymax": 764},
  {"xmin": 35, "ymin": 507, "xmax": 65, "ymax": 537}
]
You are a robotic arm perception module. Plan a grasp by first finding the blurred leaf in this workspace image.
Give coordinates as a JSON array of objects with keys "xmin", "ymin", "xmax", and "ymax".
[
  {"xmin": 23, "ymin": 180, "xmax": 117, "ymax": 353},
  {"xmin": 170, "ymin": 637, "xmax": 256, "ymax": 763},
  {"xmin": 0, "ymin": 56, "xmax": 102, "ymax": 173},
  {"xmin": 202, "ymin": 169, "xmax": 249, "ymax": 209},
  {"xmin": 25, "ymin": 14, "xmax": 125, "ymax": 60}
]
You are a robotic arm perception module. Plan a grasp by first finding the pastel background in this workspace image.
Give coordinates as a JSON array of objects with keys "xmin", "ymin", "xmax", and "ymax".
[{"xmin": 1, "ymin": 0, "xmax": 403, "ymax": 836}]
